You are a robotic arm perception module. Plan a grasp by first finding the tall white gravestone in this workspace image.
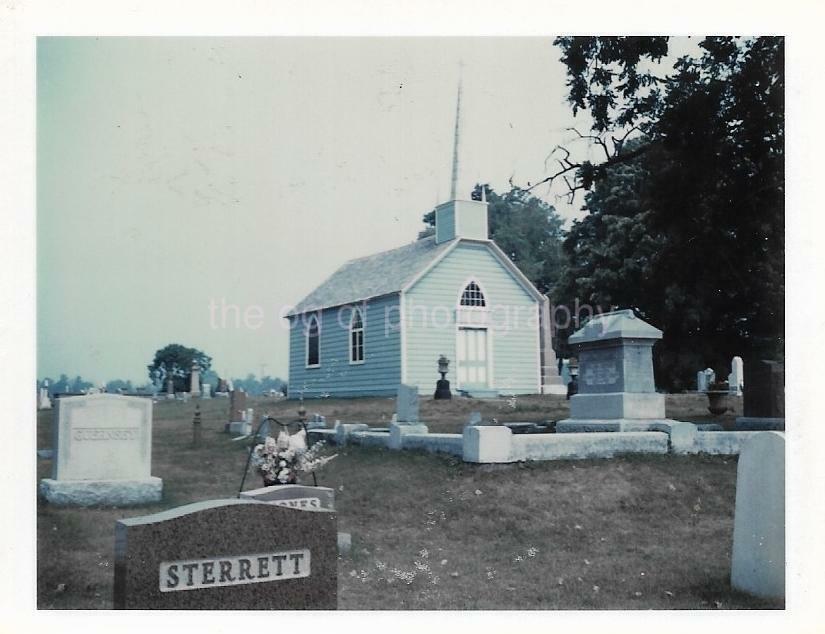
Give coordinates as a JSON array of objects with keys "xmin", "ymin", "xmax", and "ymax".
[
  {"xmin": 396, "ymin": 383, "xmax": 420, "ymax": 423},
  {"xmin": 697, "ymin": 370, "xmax": 708, "ymax": 393},
  {"xmin": 728, "ymin": 356, "xmax": 744, "ymax": 395},
  {"xmin": 556, "ymin": 309, "xmax": 666, "ymax": 432},
  {"xmin": 39, "ymin": 393, "xmax": 163, "ymax": 506},
  {"xmin": 731, "ymin": 432, "xmax": 784, "ymax": 599},
  {"xmin": 38, "ymin": 382, "xmax": 52, "ymax": 410},
  {"xmin": 189, "ymin": 362, "xmax": 201, "ymax": 396}
]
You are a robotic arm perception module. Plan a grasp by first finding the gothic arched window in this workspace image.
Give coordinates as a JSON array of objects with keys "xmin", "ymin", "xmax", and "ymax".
[
  {"xmin": 349, "ymin": 307, "xmax": 365, "ymax": 364},
  {"xmin": 306, "ymin": 314, "xmax": 320, "ymax": 367},
  {"xmin": 460, "ymin": 281, "xmax": 486, "ymax": 307}
]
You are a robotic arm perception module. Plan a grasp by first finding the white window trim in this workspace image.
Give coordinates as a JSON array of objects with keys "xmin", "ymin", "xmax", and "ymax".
[
  {"xmin": 456, "ymin": 277, "xmax": 490, "ymax": 309},
  {"xmin": 305, "ymin": 313, "xmax": 321, "ymax": 369},
  {"xmin": 348, "ymin": 306, "xmax": 365, "ymax": 365}
]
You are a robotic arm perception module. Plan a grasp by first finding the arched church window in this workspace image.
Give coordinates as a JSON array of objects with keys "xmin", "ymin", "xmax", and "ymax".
[
  {"xmin": 460, "ymin": 281, "xmax": 486, "ymax": 307},
  {"xmin": 306, "ymin": 314, "xmax": 320, "ymax": 367},
  {"xmin": 349, "ymin": 307, "xmax": 365, "ymax": 364}
]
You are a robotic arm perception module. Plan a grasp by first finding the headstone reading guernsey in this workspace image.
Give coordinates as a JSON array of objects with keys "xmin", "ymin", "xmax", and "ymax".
[
  {"xmin": 39, "ymin": 393, "xmax": 162, "ymax": 506},
  {"xmin": 114, "ymin": 498, "xmax": 337, "ymax": 609},
  {"xmin": 556, "ymin": 309, "xmax": 665, "ymax": 432},
  {"xmin": 396, "ymin": 383, "xmax": 420, "ymax": 423}
]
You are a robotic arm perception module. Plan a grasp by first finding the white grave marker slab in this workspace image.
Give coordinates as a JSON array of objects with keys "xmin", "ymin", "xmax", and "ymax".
[
  {"xmin": 40, "ymin": 393, "xmax": 162, "ymax": 506},
  {"xmin": 731, "ymin": 432, "xmax": 784, "ymax": 599}
]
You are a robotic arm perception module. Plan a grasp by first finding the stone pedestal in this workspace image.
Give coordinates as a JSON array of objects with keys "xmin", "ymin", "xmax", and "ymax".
[
  {"xmin": 556, "ymin": 310, "xmax": 667, "ymax": 432},
  {"xmin": 434, "ymin": 379, "xmax": 452, "ymax": 400}
]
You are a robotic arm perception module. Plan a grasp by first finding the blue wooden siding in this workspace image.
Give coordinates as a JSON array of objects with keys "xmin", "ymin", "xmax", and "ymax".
[
  {"xmin": 287, "ymin": 294, "xmax": 402, "ymax": 398},
  {"xmin": 435, "ymin": 205, "xmax": 455, "ymax": 244},
  {"xmin": 404, "ymin": 242, "xmax": 540, "ymax": 394}
]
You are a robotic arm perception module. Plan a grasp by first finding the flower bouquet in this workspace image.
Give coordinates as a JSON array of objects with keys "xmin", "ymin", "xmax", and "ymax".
[{"xmin": 250, "ymin": 429, "xmax": 337, "ymax": 486}]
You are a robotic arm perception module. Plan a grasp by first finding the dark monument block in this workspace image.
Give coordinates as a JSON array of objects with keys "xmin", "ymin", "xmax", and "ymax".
[
  {"xmin": 737, "ymin": 360, "xmax": 785, "ymax": 431},
  {"xmin": 114, "ymin": 498, "xmax": 337, "ymax": 610},
  {"xmin": 743, "ymin": 360, "xmax": 785, "ymax": 418}
]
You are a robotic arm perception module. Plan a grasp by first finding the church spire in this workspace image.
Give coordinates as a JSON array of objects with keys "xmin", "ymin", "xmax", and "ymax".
[{"xmin": 449, "ymin": 65, "xmax": 463, "ymax": 201}]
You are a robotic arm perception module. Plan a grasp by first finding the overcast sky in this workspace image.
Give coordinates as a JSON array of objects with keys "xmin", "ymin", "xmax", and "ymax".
[{"xmin": 37, "ymin": 36, "xmax": 695, "ymax": 384}]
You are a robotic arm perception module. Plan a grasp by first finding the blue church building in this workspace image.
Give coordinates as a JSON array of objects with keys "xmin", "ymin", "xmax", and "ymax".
[{"xmin": 285, "ymin": 195, "xmax": 561, "ymax": 398}]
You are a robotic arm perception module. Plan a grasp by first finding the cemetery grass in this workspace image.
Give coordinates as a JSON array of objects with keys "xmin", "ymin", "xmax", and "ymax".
[{"xmin": 36, "ymin": 395, "xmax": 777, "ymax": 610}]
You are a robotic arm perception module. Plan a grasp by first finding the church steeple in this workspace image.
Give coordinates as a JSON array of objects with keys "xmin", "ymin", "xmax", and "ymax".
[{"xmin": 449, "ymin": 72, "xmax": 463, "ymax": 201}]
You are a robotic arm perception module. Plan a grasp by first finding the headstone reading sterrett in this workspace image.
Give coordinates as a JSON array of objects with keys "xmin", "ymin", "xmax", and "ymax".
[{"xmin": 114, "ymin": 498, "xmax": 337, "ymax": 609}]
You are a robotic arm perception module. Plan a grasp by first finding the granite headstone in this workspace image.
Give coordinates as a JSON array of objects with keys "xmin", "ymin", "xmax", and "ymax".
[
  {"xmin": 736, "ymin": 360, "xmax": 785, "ymax": 430},
  {"xmin": 396, "ymin": 383, "xmax": 419, "ymax": 423},
  {"xmin": 731, "ymin": 432, "xmax": 785, "ymax": 599},
  {"xmin": 556, "ymin": 309, "xmax": 666, "ymax": 432},
  {"xmin": 39, "ymin": 393, "xmax": 162, "ymax": 506},
  {"xmin": 114, "ymin": 498, "xmax": 337, "ymax": 609}
]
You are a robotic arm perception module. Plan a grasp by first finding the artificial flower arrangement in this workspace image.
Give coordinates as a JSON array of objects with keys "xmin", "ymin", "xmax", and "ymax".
[{"xmin": 250, "ymin": 428, "xmax": 337, "ymax": 486}]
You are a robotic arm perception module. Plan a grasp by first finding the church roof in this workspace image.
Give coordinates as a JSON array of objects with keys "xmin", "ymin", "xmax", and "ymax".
[{"xmin": 287, "ymin": 235, "xmax": 456, "ymax": 316}]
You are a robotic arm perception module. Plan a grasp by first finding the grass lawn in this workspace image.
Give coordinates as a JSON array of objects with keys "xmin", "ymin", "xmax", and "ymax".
[{"xmin": 36, "ymin": 394, "xmax": 778, "ymax": 610}]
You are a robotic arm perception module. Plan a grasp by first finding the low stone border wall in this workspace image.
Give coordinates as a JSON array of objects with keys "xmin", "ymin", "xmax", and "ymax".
[
  {"xmin": 400, "ymin": 432, "xmax": 464, "ymax": 456},
  {"xmin": 310, "ymin": 419, "xmax": 774, "ymax": 464},
  {"xmin": 694, "ymin": 431, "xmax": 764, "ymax": 455}
]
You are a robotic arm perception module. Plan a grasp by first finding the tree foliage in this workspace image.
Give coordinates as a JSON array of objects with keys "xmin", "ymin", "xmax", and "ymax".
[
  {"xmin": 552, "ymin": 37, "xmax": 784, "ymax": 388},
  {"xmin": 147, "ymin": 344, "xmax": 212, "ymax": 392},
  {"xmin": 422, "ymin": 185, "xmax": 566, "ymax": 294}
]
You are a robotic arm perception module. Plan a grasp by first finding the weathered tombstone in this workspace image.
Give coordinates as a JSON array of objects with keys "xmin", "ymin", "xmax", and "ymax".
[
  {"xmin": 39, "ymin": 393, "xmax": 163, "ymax": 506},
  {"xmin": 736, "ymin": 360, "xmax": 785, "ymax": 430},
  {"xmin": 728, "ymin": 356, "xmax": 744, "ymax": 395},
  {"xmin": 731, "ymin": 432, "xmax": 785, "ymax": 599},
  {"xmin": 396, "ymin": 383, "xmax": 420, "ymax": 423},
  {"xmin": 166, "ymin": 377, "xmax": 174, "ymax": 400},
  {"xmin": 189, "ymin": 362, "xmax": 201, "ymax": 396},
  {"xmin": 560, "ymin": 359, "xmax": 572, "ymax": 386},
  {"xmin": 240, "ymin": 484, "xmax": 335, "ymax": 510},
  {"xmin": 307, "ymin": 414, "xmax": 326, "ymax": 430},
  {"xmin": 38, "ymin": 383, "xmax": 52, "ymax": 410},
  {"xmin": 556, "ymin": 309, "xmax": 666, "ymax": 432},
  {"xmin": 201, "ymin": 383, "xmax": 212, "ymax": 399},
  {"xmin": 697, "ymin": 370, "xmax": 709, "ymax": 393},
  {"xmin": 114, "ymin": 498, "xmax": 337, "ymax": 609},
  {"xmin": 226, "ymin": 389, "xmax": 248, "ymax": 432}
]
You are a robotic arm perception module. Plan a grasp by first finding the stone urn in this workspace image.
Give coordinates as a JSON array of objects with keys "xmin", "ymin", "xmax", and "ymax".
[{"xmin": 706, "ymin": 384, "xmax": 731, "ymax": 416}]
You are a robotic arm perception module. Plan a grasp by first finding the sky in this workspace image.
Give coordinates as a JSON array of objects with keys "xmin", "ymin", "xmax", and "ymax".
[{"xmin": 37, "ymin": 36, "xmax": 695, "ymax": 385}]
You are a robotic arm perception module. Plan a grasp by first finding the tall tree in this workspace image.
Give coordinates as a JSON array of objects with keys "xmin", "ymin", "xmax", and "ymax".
[
  {"xmin": 550, "ymin": 37, "xmax": 784, "ymax": 388},
  {"xmin": 147, "ymin": 344, "xmax": 212, "ymax": 392}
]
